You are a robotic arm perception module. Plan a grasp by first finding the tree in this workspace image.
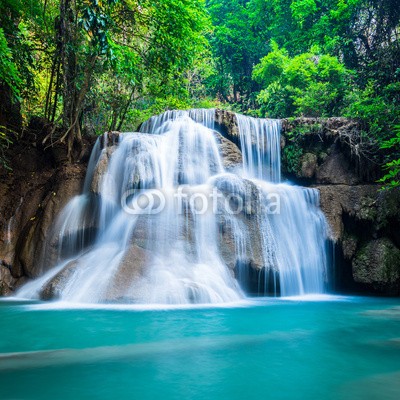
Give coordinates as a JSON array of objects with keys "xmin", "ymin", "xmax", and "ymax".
[
  {"xmin": 379, "ymin": 126, "xmax": 400, "ymax": 190},
  {"xmin": 253, "ymin": 42, "xmax": 351, "ymax": 117},
  {"xmin": 35, "ymin": 0, "xmax": 211, "ymax": 158},
  {"xmin": 206, "ymin": 0, "xmax": 268, "ymax": 107}
]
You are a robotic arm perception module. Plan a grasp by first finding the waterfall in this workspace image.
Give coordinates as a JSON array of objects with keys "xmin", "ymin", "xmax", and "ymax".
[
  {"xmin": 17, "ymin": 109, "xmax": 330, "ymax": 303},
  {"xmin": 5, "ymin": 217, "xmax": 13, "ymax": 245},
  {"xmin": 4, "ymin": 197, "xmax": 23, "ymax": 246},
  {"xmin": 236, "ymin": 114, "xmax": 281, "ymax": 182},
  {"xmin": 255, "ymin": 183, "xmax": 328, "ymax": 295},
  {"xmin": 234, "ymin": 114, "xmax": 328, "ymax": 296}
]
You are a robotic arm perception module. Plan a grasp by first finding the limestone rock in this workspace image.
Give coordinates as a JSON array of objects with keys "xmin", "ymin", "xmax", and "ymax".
[
  {"xmin": 299, "ymin": 153, "xmax": 317, "ymax": 178},
  {"xmin": 214, "ymin": 109, "xmax": 240, "ymax": 142},
  {"xmin": 14, "ymin": 163, "xmax": 87, "ymax": 279},
  {"xmin": 316, "ymin": 185, "xmax": 381, "ymax": 241},
  {"xmin": 105, "ymin": 244, "xmax": 150, "ymax": 301},
  {"xmin": 40, "ymin": 244, "xmax": 151, "ymax": 302},
  {"xmin": 342, "ymin": 235, "xmax": 358, "ymax": 260},
  {"xmin": 281, "ymin": 117, "xmax": 360, "ymax": 139},
  {"xmin": 0, "ymin": 265, "xmax": 16, "ymax": 296},
  {"xmin": 40, "ymin": 260, "xmax": 78, "ymax": 300},
  {"xmin": 90, "ymin": 146, "xmax": 117, "ymax": 194},
  {"xmin": 213, "ymin": 131, "xmax": 242, "ymax": 171},
  {"xmin": 280, "ymin": 116, "xmax": 380, "ymax": 183},
  {"xmin": 214, "ymin": 176, "xmax": 265, "ymax": 270},
  {"xmin": 316, "ymin": 145, "xmax": 360, "ymax": 185},
  {"xmin": 353, "ymin": 238, "xmax": 400, "ymax": 294}
]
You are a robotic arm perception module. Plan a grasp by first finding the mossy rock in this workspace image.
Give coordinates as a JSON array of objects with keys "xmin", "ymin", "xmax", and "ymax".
[
  {"xmin": 353, "ymin": 238, "xmax": 400, "ymax": 294},
  {"xmin": 299, "ymin": 153, "xmax": 317, "ymax": 178}
]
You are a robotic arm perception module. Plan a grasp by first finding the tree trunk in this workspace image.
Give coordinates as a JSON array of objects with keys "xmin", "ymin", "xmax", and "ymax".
[{"xmin": 59, "ymin": 0, "xmax": 84, "ymax": 161}]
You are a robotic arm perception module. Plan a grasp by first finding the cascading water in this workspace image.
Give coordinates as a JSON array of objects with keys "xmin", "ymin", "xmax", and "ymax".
[
  {"xmin": 233, "ymin": 114, "xmax": 329, "ymax": 295},
  {"xmin": 235, "ymin": 114, "xmax": 281, "ymax": 182},
  {"xmin": 17, "ymin": 109, "xmax": 330, "ymax": 303}
]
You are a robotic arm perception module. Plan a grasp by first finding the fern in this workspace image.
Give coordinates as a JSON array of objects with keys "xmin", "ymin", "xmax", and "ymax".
[{"xmin": 379, "ymin": 126, "xmax": 400, "ymax": 190}]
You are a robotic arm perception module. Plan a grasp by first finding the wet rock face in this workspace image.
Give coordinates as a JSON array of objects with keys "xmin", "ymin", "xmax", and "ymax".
[
  {"xmin": 299, "ymin": 153, "xmax": 318, "ymax": 179},
  {"xmin": 315, "ymin": 145, "xmax": 360, "ymax": 185},
  {"xmin": 0, "ymin": 265, "xmax": 16, "ymax": 295},
  {"xmin": 280, "ymin": 117, "xmax": 379, "ymax": 184},
  {"xmin": 214, "ymin": 109, "xmax": 240, "ymax": 144},
  {"xmin": 213, "ymin": 131, "xmax": 242, "ymax": 171},
  {"xmin": 0, "ymin": 129, "xmax": 88, "ymax": 294},
  {"xmin": 214, "ymin": 177, "xmax": 265, "ymax": 272},
  {"xmin": 353, "ymin": 238, "xmax": 400, "ymax": 295},
  {"xmin": 316, "ymin": 184, "xmax": 400, "ymax": 295},
  {"xmin": 316, "ymin": 185, "xmax": 379, "ymax": 242},
  {"xmin": 90, "ymin": 146, "xmax": 117, "ymax": 194},
  {"xmin": 15, "ymin": 164, "xmax": 87, "ymax": 279},
  {"xmin": 40, "ymin": 260, "xmax": 78, "ymax": 300},
  {"xmin": 40, "ymin": 244, "xmax": 149, "ymax": 302}
]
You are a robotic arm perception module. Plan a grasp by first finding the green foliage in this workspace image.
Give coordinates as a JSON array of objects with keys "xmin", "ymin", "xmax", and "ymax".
[
  {"xmin": 0, "ymin": 0, "xmax": 38, "ymax": 95},
  {"xmin": 253, "ymin": 43, "xmax": 351, "ymax": 117},
  {"xmin": 290, "ymin": 0, "xmax": 317, "ymax": 26},
  {"xmin": 0, "ymin": 28, "xmax": 22, "ymax": 98},
  {"xmin": 378, "ymin": 126, "xmax": 400, "ymax": 190},
  {"xmin": 0, "ymin": 0, "xmax": 214, "ymax": 137},
  {"xmin": 343, "ymin": 81, "xmax": 398, "ymax": 139},
  {"xmin": 78, "ymin": 0, "xmax": 213, "ymax": 135},
  {"xmin": 0, "ymin": 0, "xmax": 399, "ymax": 176},
  {"xmin": 283, "ymin": 142, "xmax": 303, "ymax": 174},
  {"xmin": 206, "ymin": 0, "xmax": 268, "ymax": 104}
]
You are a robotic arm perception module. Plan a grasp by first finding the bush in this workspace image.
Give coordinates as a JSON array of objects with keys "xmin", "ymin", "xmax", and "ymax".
[
  {"xmin": 379, "ymin": 126, "xmax": 400, "ymax": 190},
  {"xmin": 253, "ymin": 42, "xmax": 351, "ymax": 118}
]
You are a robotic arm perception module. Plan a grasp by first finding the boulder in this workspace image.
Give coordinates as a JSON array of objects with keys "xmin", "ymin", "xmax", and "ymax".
[
  {"xmin": 342, "ymin": 234, "xmax": 358, "ymax": 260},
  {"xmin": 40, "ymin": 244, "xmax": 151, "ymax": 302},
  {"xmin": 316, "ymin": 185, "xmax": 380, "ymax": 242},
  {"xmin": 214, "ymin": 109, "xmax": 240, "ymax": 143},
  {"xmin": 104, "ymin": 244, "xmax": 150, "ymax": 301},
  {"xmin": 316, "ymin": 145, "xmax": 360, "ymax": 185},
  {"xmin": 299, "ymin": 153, "xmax": 317, "ymax": 178},
  {"xmin": 90, "ymin": 146, "xmax": 117, "ymax": 194},
  {"xmin": 316, "ymin": 185, "xmax": 400, "ymax": 243},
  {"xmin": 0, "ymin": 265, "xmax": 16, "ymax": 296},
  {"xmin": 352, "ymin": 238, "xmax": 400, "ymax": 295},
  {"xmin": 213, "ymin": 131, "xmax": 242, "ymax": 171},
  {"xmin": 40, "ymin": 260, "xmax": 78, "ymax": 300}
]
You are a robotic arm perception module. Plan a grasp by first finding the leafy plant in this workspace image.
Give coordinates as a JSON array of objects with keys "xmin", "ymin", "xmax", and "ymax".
[
  {"xmin": 283, "ymin": 142, "xmax": 304, "ymax": 174},
  {"xmin": 0, "ymin": 28, "xmax": 22, "ymax": 98},
  {"xmin": 379, "ymin": 126, "xmax": 400, "ymax": 190},
  {"xmin": 253, "ymin": 42, "xmax": 351, "ymax": 118}
]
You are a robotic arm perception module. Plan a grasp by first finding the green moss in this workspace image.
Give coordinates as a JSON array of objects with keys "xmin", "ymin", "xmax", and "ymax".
[
  {"xmin": 357, "ymin": 197, "xmax": 378, "ymax": 221},
  {"xmin": 287, "ymin": 122, "xmax": 323, "ymax": 139}
]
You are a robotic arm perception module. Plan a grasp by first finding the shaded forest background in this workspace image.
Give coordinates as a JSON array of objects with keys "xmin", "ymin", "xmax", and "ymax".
[{"xmin": 0, "ymin": 0, "xmax": 399, "ymax": 186}]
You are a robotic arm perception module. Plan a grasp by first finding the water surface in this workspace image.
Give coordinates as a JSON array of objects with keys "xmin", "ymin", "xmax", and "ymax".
[{"xmin": 0, "ymin": 296, "xmax": 399, "ymax": 400}]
